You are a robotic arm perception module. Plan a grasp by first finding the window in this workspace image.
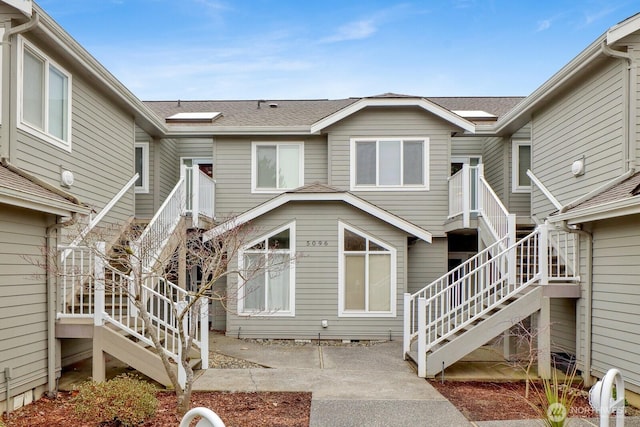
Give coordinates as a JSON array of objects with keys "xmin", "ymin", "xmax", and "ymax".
[
  {"xmin": 351, "ymin": 138, "xmax": 429, "ymax": 190},
  {"xmin": 338, "ymin": 223, "xmax": 396, "ymax": 317},
  {"xmin": 512, "ymin": 140, "xmax": 531, "ymax": 192},
  {"xmin": 238, "ymin": 223, "xmax": 295, "ymax": 316},
  {"xmin": 135, "ymin": 142, "xmax": 149, "ymax": 193},
  {"xmin": 251, "ymin": 142, "xmax": 304, "ymax": 192},
  {"xmin": 18, "ymin": 37, "xmax": 72, "ymax": 150}
]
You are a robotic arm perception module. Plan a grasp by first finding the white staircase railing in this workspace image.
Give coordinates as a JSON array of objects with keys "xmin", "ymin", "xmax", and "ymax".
[
  {"xmin": 477, "ymin": 164, "xmax": 516, "ymax": 245},
  {"xmin": 132, "ymin": 177, "xmax": 186, "ymax": 272},
  {"xmin": 183, "ymin": 165, "xmax": 216, "ymax": 228},
  {"xmin": 404, "ymin": 223, "xmax": 579, "ymax": 376},
  {"xmin": 57, "ymin": 242, "xmax": 208, "ymax": 387}
]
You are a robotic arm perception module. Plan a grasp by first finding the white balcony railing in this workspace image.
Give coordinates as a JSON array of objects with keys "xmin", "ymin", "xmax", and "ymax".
[{"xmin": 183, "ymin": 165, "xmax": 216, "ymax": 228}]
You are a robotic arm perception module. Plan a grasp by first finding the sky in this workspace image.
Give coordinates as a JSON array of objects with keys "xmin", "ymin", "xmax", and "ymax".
[{"xmin": 35, "ymin": 0, "xmax": 640, "ymax": 101}]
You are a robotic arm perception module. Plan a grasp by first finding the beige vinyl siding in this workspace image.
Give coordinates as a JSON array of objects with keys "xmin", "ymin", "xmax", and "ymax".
[
  {"xmin": 214, "ymin": 136, "xmax": 327, "ymax": 218},
  {"xmin": 590, "ymin": 215, "xmax": 640, "ymax": 391},
  {"xmin": 451, "ymin": 135, "xmax": 484, "ymax": 158},
  {"xmin": 326, "ymin": 107, "xmax": 456, "ymax": 235},
  {"xmin": 531, "ymin": 60, "xmax": 625, "ymax": 221},
  {"xmin": 508, "ymin": 124, "xmax": 532, "ymax": 219},
  {"xmin": 158, "ymin": 138, "xmax": 179, "ymax": 205},
  {"xmin": 550, "ymin": 299, "xmax": 576, "ymax": 354},
  {"xmin": 0, "ymin": 206, "xmax": 51, "ymax": 398},
  {"xmin": 135, "ymin": 126, "xmax": 154, "ymax": 218},
  {"xmin": 407, "ymin": 238, "xmax": 447, "ymax": 295},
  {"xmin": 481, "ymin": 136, "xmax": 507, "ymax": 202},
  {"xmin": 225, "ymin": 201, "xmax": 409, "ymax": 340},
  {"xmin": 14, "ymin": 38, "xmax": 135, "ymax": 232}
]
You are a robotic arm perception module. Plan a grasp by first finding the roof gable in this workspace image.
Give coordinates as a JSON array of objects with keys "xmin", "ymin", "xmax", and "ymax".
[
  {"xmin": 310, "ymin": 97, "xmax": 475, "ymax": 134},
  {"xmin": 204, "ymin": 188, "xmax": 432, "ymax": 243}
]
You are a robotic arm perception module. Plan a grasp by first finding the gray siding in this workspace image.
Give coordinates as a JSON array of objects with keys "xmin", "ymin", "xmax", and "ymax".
[
  {"xmin": 407, "ymin": 238, "xmax": 447, "ymax": 295},
  {"xmin": 0, "ymin": 206, "xmax": 52, "ymax": 399},
  {"xmin": 214, "ymin": 135, "xmax": 327, "ymax": 218},
  {"xmin": 482, "ymin": 136, "xmax": 507, "ymax": 203},
  {"xmin": 135, "ymin": 126, "xmax": 154, "ymax": 218},
  {"xmin": 176, "ymin": 138, "xmax": 213, "ymax": 160},
  {"xmin": 590, "ymin": 215, "xmax": 640, "ymax": 390},
  {"xmin": 531, "ymin": 59, "xmax": 625, "ymax": 220},
  {"xmin": 550, "ymin": 298, "xmax": 576, "ymax": 354},
  {"xmin": 508, "ymin": 124, "xmax": 532, "ymax": 220},
  {"xmin": 13, "ymin": 35, "xmax": 135, "ymax": 233},
  {"xmin": 158, "ymin": 138, "xmax": 179, "ymax": 204},
  {"xmin": 326, "ymin": 107, "xmax": 456, "ymax": 236},
  {"xmin": 451, "ymin": 135, "xmax": 484, "ymax": 158},
  {"xmin": 225, "ymin": 201, "xmax": 411, "ymax": 340}
]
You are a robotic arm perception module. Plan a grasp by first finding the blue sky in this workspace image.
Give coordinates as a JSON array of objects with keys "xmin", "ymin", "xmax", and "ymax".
[{"xmin": 37, "ymin": 0, "xmax": 639, "ymax": 101}]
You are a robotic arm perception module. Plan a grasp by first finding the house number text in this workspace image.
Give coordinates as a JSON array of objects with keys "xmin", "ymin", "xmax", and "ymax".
[{"xmin": 306, "ymin": 240, "xmax": 329, "ymax": 247}]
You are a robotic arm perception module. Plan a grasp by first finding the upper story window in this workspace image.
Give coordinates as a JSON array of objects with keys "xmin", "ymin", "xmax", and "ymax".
[
  {"xmin": 350, "ymin": 138, "xmax": 429, "ymax": 191},
  {"xmin": 338, "ymin": 223, "xmax": 396, "ymax": 317},
  {"xmin": 18, "ymin": 37, "xmax": 72, "ymax": 151},
  {"xmin": 512, "ymin": 140, "xmax": 531, "ymax": 193},
  {"xmin": 238, "ymin": 222, "xmax": 296, "ymax": 316},
  {"xmin": 251, "ymin": 142, "xmax": 304, "ymax": 193},
  {"xmin": 134, "ymin": 142, "xmax": 149, "ymax": 193}
]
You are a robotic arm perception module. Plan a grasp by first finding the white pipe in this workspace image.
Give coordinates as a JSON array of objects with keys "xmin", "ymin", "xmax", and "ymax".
[{"xmin": 0, "ymin": 12, "xmax": 40, "ymax": 158}]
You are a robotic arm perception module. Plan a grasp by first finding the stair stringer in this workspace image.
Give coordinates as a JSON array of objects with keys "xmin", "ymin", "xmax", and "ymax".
[
  {"xmin": 94, "ymin": 325, "xmax": 174, "ymax": 387},
  {"xmin": 425, "ymin": 285, "xmax": 543, "ymax": 377}
]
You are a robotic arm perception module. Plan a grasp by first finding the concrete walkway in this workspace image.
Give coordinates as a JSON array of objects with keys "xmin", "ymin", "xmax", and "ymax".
[{"xmin": 193, "ymin": 335, "xmax": 472, "ymax": 426}]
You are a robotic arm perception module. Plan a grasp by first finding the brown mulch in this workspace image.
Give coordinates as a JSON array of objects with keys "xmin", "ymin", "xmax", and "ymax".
[
  {"xmin": 1, "ymin": 391, "xmax": 311, "ymax": 427},
  {"xmin": 431, "ymin": 380, "xmax": 640, "ymax": 422}
]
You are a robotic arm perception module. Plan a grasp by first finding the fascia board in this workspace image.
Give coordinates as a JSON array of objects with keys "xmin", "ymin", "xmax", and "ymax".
[
  {"xmin": 164, "ymin": 126, "xmax": 312, "ymax": 137},
  {"xmin": 548, "ymin": 196, "xmax": 640, "ymax": 224},
  {"xmin": 204, "ymin": 192, "xmax": 432, "ymax": 243},
  {"xmin": 310, "ymin": 98, "xmax": 475, "ymax": 134},
  {"xmin": 607, "ymin": 13, "xmax": 640, "ymax": 45},
  {"xmin": 0, "ymin": 189, "xmax": 90, "ymax": 216},
  {"xmin": 33, "ymin": 5, "xmax": 167, "ymax": 136}
]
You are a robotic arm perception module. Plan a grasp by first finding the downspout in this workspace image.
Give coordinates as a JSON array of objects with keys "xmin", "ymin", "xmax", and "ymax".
[
  {"xmin": 45, "ymin": 213, "xmax": 78, "ymax": 397},
  {"xmin": 555, "ymin": 42, "xmax": 637, "ymax": 387},
  {"xmin": 0, "ymin": 12, "xmax": 40, "ymax": 159}
]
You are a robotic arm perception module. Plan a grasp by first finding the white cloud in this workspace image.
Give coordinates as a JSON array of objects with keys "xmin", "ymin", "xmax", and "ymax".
[
  {"xmin": 320, "ymin": 19, "xmax": 377, "ymax": 43},
  {"xmin": 536, "ymin": 19, "xmax": 551, "ymax": 32}
]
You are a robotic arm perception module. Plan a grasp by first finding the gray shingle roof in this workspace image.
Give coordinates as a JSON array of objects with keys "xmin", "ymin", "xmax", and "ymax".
[
  {"xmin": 563, "ymin": 171, "xmax": 640, "ymax": 213},
  {"xmin": 143, "ymin": 95, "xmax": 523, "ymax": 128},
  {"xmin": 0, "ymin": 164, "xmax": 83, "ymax": 209}
]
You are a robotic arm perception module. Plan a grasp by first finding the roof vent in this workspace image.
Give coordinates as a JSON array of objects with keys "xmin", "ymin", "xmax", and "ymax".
[
  {"xmin": 165, "ymin": 112, "xmax": 221, "ymax": 123},
  {"xmin": 269, "ymin": 103, "xmax": 278, "ymax": 108}
]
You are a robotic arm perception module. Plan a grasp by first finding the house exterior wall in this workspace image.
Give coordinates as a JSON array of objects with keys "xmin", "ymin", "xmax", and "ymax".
[
  {"xmin": 158, "ymin": 138, "xmax": 179, "ymax": 206},
  {"xmin": 0, "ymin": 206, "xmax": 53, "ymax": 408},
  {"xmin": 135, "ymin": 126, "xmax": 154, "ymax": 218},
  {"xmin": 530, "ymin": 59, "xmax": 625, "ymax": 220},
  {"xmin": 482, "ymin": 136, "xmax": 507, "ymax": 203},
  {"xmin": 451, "ymin": 135, "xmax": 484, "ymax": 158},
  {"xmin": 589, "ymin": 215, "xmax": 640, "ymax": 392},
  {"xmin": 407, "ymin": 238, "xmax": 447, "ymax": 295},
  {"xmin": 214, "ymin": 135, "xmax": 327, "ymax": 218},
  {"xmin": 508, "ymin": 124, "xmax": 532, "ymax": 220},
  {"xmin": 225, "ymin": 201, "xmax": 410, "ymax": 340},
  {"xmin": 11, "ymin": 35, "xmax": 136, "ymax": 233},
  {"xmin": 326, "ymin": 107, "xmax": 456, "ymax": 237}
]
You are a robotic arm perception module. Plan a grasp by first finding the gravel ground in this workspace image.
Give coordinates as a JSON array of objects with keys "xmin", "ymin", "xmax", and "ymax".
[{"xmin": 209, "ymin": 351, "xmax": 266, "ymax": 369}]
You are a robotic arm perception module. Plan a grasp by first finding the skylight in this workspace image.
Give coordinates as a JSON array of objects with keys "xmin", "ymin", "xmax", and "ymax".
[
  {"xmin": 165, "ymin": 112, "xmax": 221, "ymax": 123},
  {"xmin": 452, "ymin": 110, "xmax": 496, "ymax": 119}
]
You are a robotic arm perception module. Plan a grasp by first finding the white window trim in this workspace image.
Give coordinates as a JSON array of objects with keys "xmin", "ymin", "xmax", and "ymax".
[
  {"xmin": 338, "ymin": 222, "xmax": 397, "ymax": 318},
  {"xmin": 237, "ymin": 221, "xmax": 296, "ymax": 317},
  {"xmin": 135, "ymin": 142, "xmax": 149, "ymax": 193},
  {"xmin": 350, "ymin": 137, "xmax": 429, "ymax": 191},
  {"xmin": 512, "ymin": 140, "xmax": 531, "ymax": 193},
  {"xmin": 16, "ymin": 36, "xmax": 72, "ymax": 152},
  {"xmin": 251, "ymin": 141, "xmax": 304, "ymax": 194}
]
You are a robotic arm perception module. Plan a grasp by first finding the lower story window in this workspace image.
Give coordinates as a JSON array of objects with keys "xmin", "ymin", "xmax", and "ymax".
[
  {"xmin": 339, "ymin": 223, "xmax": 396, "ymax": 317},
  {"xmin": 239, "ymin": 223, "xmax": 295, "ymax": 316}
]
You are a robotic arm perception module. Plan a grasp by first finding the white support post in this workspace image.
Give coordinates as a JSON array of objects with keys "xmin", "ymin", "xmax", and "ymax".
[
  {"xmin": 538, "ymin": 223, "xmax": 549, "ymax": 286},
  {"xmin": 507, "ymin": 214, "xmax": 517, "ymax": 285},
  {"xmin": 403, "ymin": 293, "xmax": 411, "ymax": 358},
  {"xmin": 200, "ymin": 299, "xmax": 209, "ymax": 369},
  {"xmin": 94, "ymin": 242, "xmax": 106, "ymax": 326},
  {"xmin": 417, "ymin": 297, "xmax": 427, "ymax": 378},
  {"xmin": 191, "ymin": 167, "xmax": 200, "ymax": 228},
  {"xmin": 537, "ymin": 297, "xmax": 551, "ymax": 379},
  {"xmin": 462, "ymin": 164, "xmax": 470, "ymax": 228}
]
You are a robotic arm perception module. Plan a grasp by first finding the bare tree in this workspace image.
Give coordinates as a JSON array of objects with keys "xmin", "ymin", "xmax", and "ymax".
[{"xmin": 47, "ymin": 218, "xmax": 292, "ymax": 416}]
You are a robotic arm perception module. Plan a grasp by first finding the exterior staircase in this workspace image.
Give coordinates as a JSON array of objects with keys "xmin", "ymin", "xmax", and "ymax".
[
  {"xmin": 404, "ymin": 164, "xmax": 579, "ymax": 378},
  {"xmin": 56, "ymin": 167, "xmax": 213, "ymax": 387}
]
